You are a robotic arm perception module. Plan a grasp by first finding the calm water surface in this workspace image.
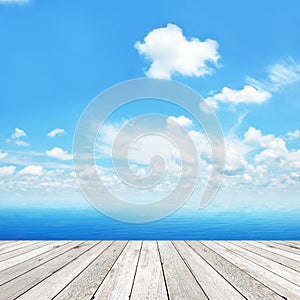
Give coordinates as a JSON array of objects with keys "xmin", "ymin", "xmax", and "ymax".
[{"xmin": 0, "ymin": 208, "xmax": 299, "ymax": 240}]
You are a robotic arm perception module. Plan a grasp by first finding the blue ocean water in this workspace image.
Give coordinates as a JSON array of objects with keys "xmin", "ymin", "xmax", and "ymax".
[{"xmin": 0, "ymin": 208, "xmax": 299, "ymax": 240}]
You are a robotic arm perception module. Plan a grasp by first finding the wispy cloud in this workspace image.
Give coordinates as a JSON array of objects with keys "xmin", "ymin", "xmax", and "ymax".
[
  {"xmin": 47, "ymin": 128, "xmax": 65, "ymax": 138},
  {"xmin": 0, "ymin": 0, "xmax": 30, "ymax": 4},
  {"xmin": 204, "ymin": 58, "xmax": 300, "ymax": 111},
  {"xmin": 285, "ymin": 129, "xmax": 300, "ymax": 141},
  {"xmin": 135, "ymin": 23, "xmax": 220, "ymax": 79},
  {"xmin": 247, "ymin": 58, "xmax": 300, "ymax": 92}
]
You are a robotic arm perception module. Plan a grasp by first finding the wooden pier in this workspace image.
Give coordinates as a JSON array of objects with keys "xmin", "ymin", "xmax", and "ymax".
[{"xmin": 0, "ymin": 241, "xmax": 299, "ymax": 299}]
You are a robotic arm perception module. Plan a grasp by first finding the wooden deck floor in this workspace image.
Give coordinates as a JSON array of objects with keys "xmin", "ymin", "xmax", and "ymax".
[{"xmin": 0, "ymin": 241, "xmax": 299, "ymax": 299}]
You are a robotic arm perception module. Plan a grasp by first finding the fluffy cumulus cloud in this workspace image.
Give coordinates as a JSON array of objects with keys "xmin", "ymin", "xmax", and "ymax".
[
  {"xmin": 241, "ymin": 127, "xmax": 300, "ymax": 175},
  {"xmin": 168, "ymin": 115, "xmax": 193, "ymax": 127},
  {"xmin": 11, "ymin": 128, "xmax": 26, "ymax": 139},
  {"xmin": 1, "ymin": 121, "xmax": 300, "ymax": 206},
  {"xmin": 204, "ymin": 85, "xmax": 271, "ymax": 109},
  {"xmin": 243, "ymin": 127, "xmax": 274, "ymax": 146},
  {"xmin": 7, "ymin": 128, "xmax": 29, "ymax": 147},
  {"xmin": 47, "ymin": 128, "xmax": 65, "ymax": 138},
  {"xmin": 46, "ymin": 147, "xmax": 72, "ymax": 160},
  {"xmin": 0, "ymin": 165, "xmax": 16, "ymax": 177},
  {"xmin": 0, "ymin": 152, "xmax": 8, "ymax": 160},
  {"xmin": 135, "ymin": 23, "xmax": 220, "ymax": 79},
  {"xmin": 18, "ymin": 165, "xmax": 43, "ymax": 176}
]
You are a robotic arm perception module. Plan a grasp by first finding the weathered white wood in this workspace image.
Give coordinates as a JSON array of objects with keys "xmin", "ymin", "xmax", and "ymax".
[
  {"xmin": 0, "ymin": 241, "xmax": 40, "ymax": 254},
  {"xmin": 0, "ymin": 241, "xmax": 16, "ymax": 250},
  {"xmin": 273, "ymin": 240, "xmax": 300, "ymax": 247},
  {"xmin": 158, "ymin": 241, "xmax": 207, "ymax": 300},
  {"xmin": 131, "ymin": 241, "xmax": 168, "ymax": 300},
  {"xmin": 250, "ymin": 241, "xmax": 300, "ymax": 262},
  {"xmin": 232, "ymin": 241, "xmax": 300, "ymax": 272},
  {"xmin": 92, "ymin": 241, "xmax": 142, "ymax": 300},
  {"xmin": 203, "ymin": 241, "xmax": 300, "ymax": 299},
  {"xmin": 0, "ymin": 241, "xmax": 78, "ymax": 286},
  {"xmin": 54, "ymin": 241, "xmax": 127, "ymax": 300},
  {"xmin": 261, "ymin": 241, "xmax": 300, "ymax": 256},
  {"xmin": 16, "ymin": 242, "xmax": 107, "ymax": 300},
  {"xmin": 275, "ymin": 241, "xmax": 300, "ymax": 249},
  {"xmin": 0, "ymin": 241, "xmax": 66, "ymax": 272},
  {"xmin": 0, "ymin": 241, "xmax": 96, "ymax": 300},
  {"xmin": 188, "ymin": 241, "xmax": 282, "ymax": 300},
  {"xmin": 173, "ymin": 241, "xmax": 245, "ymax": 300},
  {"xmin": 0, "ymin": 241, "xmax": 52, "ymax": 262},
  {"xmin": 0, "ymin": 241, "xmax": 24, "ymax": 252},
  {"xmin": 219, "ymin": 241, "xmax": 300, "ymax": 286},
  {"xmin": 0, "ymin": 240, "xmax": 298, "ymax": 300}
]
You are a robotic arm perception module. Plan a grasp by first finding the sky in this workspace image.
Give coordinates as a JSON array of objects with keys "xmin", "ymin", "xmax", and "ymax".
[{"xmin": 0, "ymin": 0, "xmax": 300, "ymax": 212}]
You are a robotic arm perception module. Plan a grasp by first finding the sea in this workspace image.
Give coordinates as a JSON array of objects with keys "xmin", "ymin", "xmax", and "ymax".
[{"xmin": 1, "ymin": 207, "xmax": 300, "ymax": 240}]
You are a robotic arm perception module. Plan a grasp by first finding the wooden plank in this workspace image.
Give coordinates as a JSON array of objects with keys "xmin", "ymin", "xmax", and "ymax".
[
  {"xmin": 54, "ymin": 241, "xmax": 127, "ymax": 300},
  {"xmin": 92, "ymin": 241, "xmax": 142, "ymax": 300},
  {"xmin": 0, "ymin": 241, "xmax": 79, "ymax": 286},
  {"xmin": 0, "ymin": 241, "xmax": 24, "ymax": 252},
  {"xmin": 0, "ymin": 241, "xmax": 53, "ymax": 262},
  {"xmin": 17, "ymin": 242, "xmax": 114, "ymax": 300},
  {"xmin": 270, "ymin": 241, "xmax": 300, "ymax": 252},
  {"xmin": 0, "ymin": 241, "xmax": 40, "ymax": 254},
  {"xmin": 0, "ymin": 241, "xmax": 66, "ymax": 272},
  {"xmin": 131, "ymin": 241, "xmax": 168, "ymax": 300},
  {"xmin": 158, "ymin": 241, "xmax": 207, "ymax": 300},
  {"xmin": 202, "ymin": 241, "xmax": 300, "ymax": 299},
  {"xmin": 187, "ymin": 241, "xmax": 282, "ymax": 300},
  {"xmin": 173, "ymin": 241, "xmax": 245, "ymax": 300},
  {"xmin": 250, "ymin": 241, "xmax": 300, "ymax": 262},
  {"xmin": 0, "ymin": 241, "xmax": 16, "ymax": 249},
  {"xmin": 261, "ymin": 241, "xmax": 300, "ymax": 256},
  {"xmin": 232, "ymin": 241, "xmax": 300, "ymax": 273},
  {"xmin": 218, "ymin": 241, "xmax": 300, "ymax": 286},
  {"xmin": 0, "ymin": 241, "xmax": 98, "ymax": 300}
]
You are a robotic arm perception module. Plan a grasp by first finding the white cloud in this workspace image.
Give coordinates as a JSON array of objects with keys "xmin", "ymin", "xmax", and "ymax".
[
  {"xmin": 47, "ymin": 128, "xmax": 65, "ymax": 138},
  {"xmin": 18, "ymin": 165, "xmax": 43, "ymax": 176},
  {"xmin": 0, "ymin": 0, "xmax": 29, "ymax": 4},
  {"xmin": 204, "ymin": 85, "xmax": 271, "ymax": 109},
  {"xmin": 0, "ymin": 165, "xmax": 16, "ymax": 177},
  {"xmin": 224, "ymin": 138, "xmax": 250, "ymax": 175},
  {"xmin": 46, "ymin": 147, "xmax": 72, "ymax": 161},
  {"xmin": 7, "ymin": 128, "xmax": 29, "ymax": 146},
  {"xmin": 205, "ymin": 58, "xmax": 300, "ymax": 112},
  {"xmin": 255, "ymin": 138, "xmax": 288, "ymax": 164},
  {"xmin": 135, "ymin": 23, "xmax": 220, "ymax": 79},
  {"xmin": 286, "ymin": 130, "xmax": 300, "ymax": 141},
  {"xmin": 0, "ymin": 152, "xmax": 8, "ymax": 160},
  {"xmin": 243, "ymin": 127, "xmax": 274, "ymax": 147},
  {"xmin": 14, "ymin": 140, "xmax": 30, "ymax": 147},
  {"xmin": 242, "ymin": 127, "xmax": 300, "ymax": 173},
  {"xmin": 10, "ymin": 128, "xmax": 26, "ymax": 139},
  {"xmin": 168, "ymin": 116, "xmax": 193, "ymax": 128},
  {"xmin": 247, "ymin": 58, "xmax": 300, "ymax": 92}
]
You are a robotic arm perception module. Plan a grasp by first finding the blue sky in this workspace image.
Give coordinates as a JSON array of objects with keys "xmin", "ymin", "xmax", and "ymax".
[{"xmin": 0, "ymin": 0, "xmax": 300, "ymax": 211}]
